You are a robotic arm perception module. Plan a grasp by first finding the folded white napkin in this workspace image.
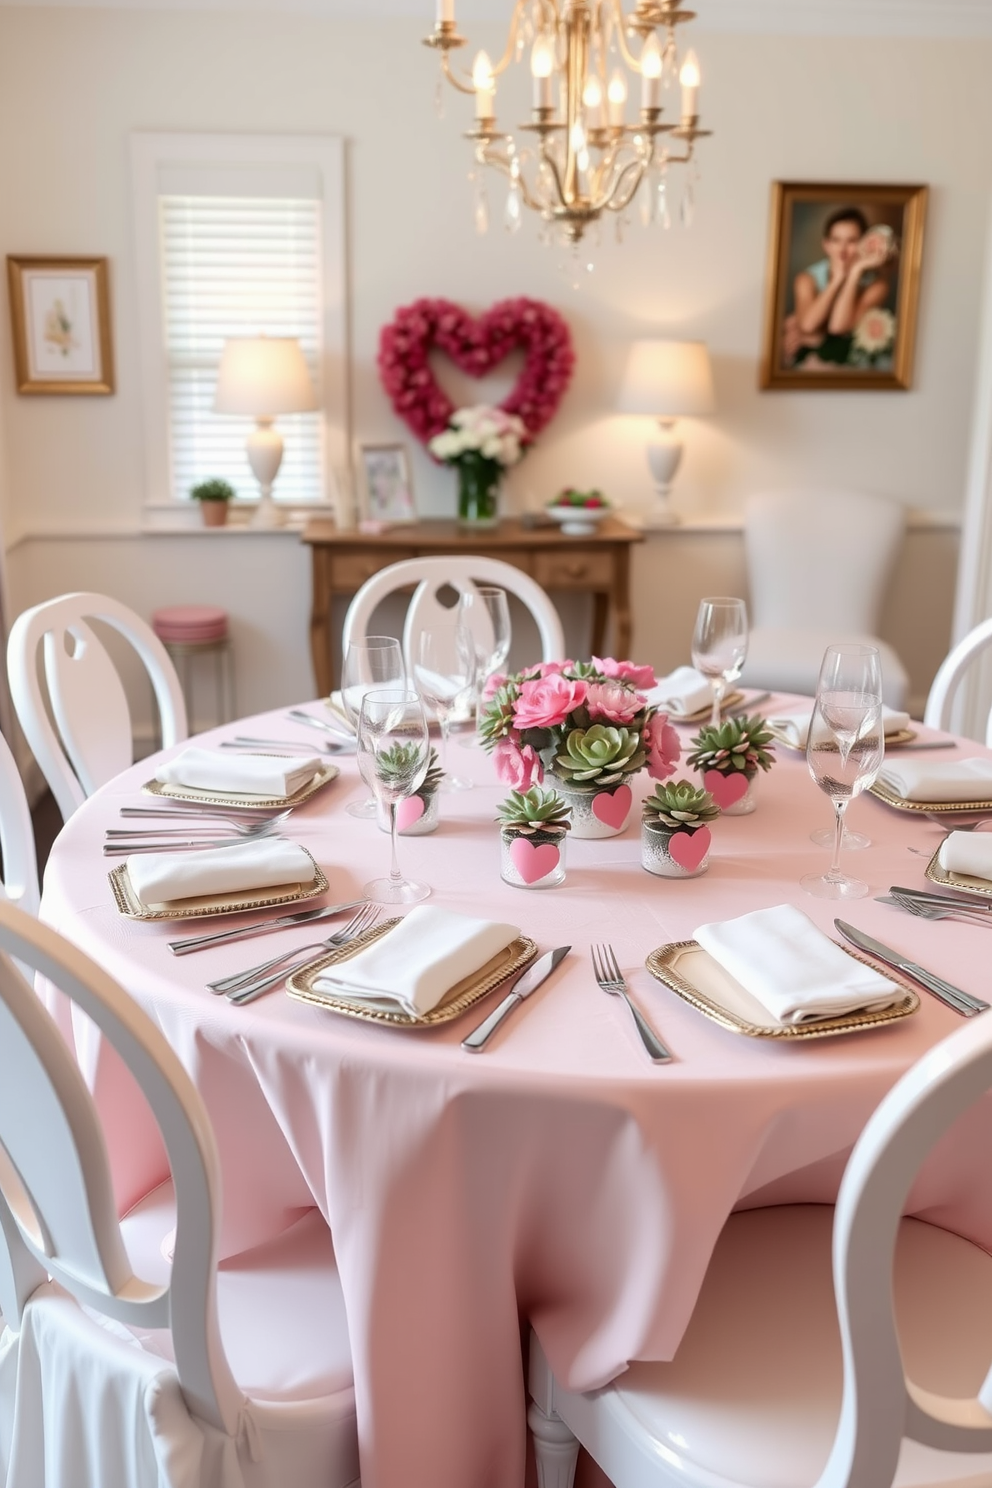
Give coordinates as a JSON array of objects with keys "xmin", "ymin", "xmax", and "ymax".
[
  {"xmin": 877, "ymin": 756, "xmax": 992, "ymax": 803},
  {"xmin": 938, "ymin": 830, "xmax": 992, "ymax": 879},
  {"xmin": 771, "ymin": 705, "xmax": 910, "ymax": 747},
  {"xmin": 312, "ymin": 904, "xmax": 519, "ymax": 1018},
  {"xmin": 127, "ymin": 838, "xmax": 315, "ymax": 906},
  {"xmin": 695, "ymin": 903, "xmax": 899, "ymax": 1025},
  {"xmin": 156, "ymin": 746, "xmax": 323, "ymax": 799},
  {"xmin": 646, "ymin": 667, "xmax": 714, "ymax": 719}
]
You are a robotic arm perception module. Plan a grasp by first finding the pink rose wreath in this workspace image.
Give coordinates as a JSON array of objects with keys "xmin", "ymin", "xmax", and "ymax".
[{"xmin": 377, "ymin": 296, "xmax": 575, "ymax": 446}]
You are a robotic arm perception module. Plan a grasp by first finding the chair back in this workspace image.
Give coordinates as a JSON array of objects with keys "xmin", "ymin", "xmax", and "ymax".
[
  {"xmin": 8, "ymin": 592, "xmax": 188, "ymax": 822},
  {"xmin": 923, "ymin": 615, "xmax": 992, "ymax": 745},
  {"xmin": 0, "ymin": 903, "xmax": 241, "ymax": 1434},
  {"xmin": 817, "ymin": 1011, "xmax": 992, "ymax": 1488},
  {"xmin": 341, "ymin": 556, "xmax": 566, "ymax": 673},
  {"xmin": 745, "ymin": 492, "xmax": 905, "ymax": 634},
  {"xmin": 0, "ymin": 730, "xmax": 39, "ymax": 916}
]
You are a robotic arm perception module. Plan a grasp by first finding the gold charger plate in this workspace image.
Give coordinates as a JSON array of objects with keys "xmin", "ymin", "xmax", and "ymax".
[
  {"xmin": 770, "ymin": 725, "xmax": 916, "ymax": 753},
  {"xmin": 670, "ymin": 690, "xmax": 745, "ymax": 726},
  {"xmin": 143, "ymin": 762, "xmax": 339, "ymax": 811},
  {"xmin": 287, "ymin": 919, "xmax": 538, "ymax": 1028},
  {"xmin": 867, "ymin": 779, "xmax": 992, "ymax": 815},
  {"xmin": 924, "ymin": 845, "xmax": 992, "ymax": 899},
  {"xmin": 645, "ymin": 940, "xmax": 919, "ymax": 1040},
  {"xmin": 109, "ymin": 849, "xmax": 329, "ymax": 922}
]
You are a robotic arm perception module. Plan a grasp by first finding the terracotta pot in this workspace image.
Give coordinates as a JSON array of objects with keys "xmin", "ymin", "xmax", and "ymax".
[{"xmin": 200, "ymin": 502, "xmax": 229, "ymax": 527}]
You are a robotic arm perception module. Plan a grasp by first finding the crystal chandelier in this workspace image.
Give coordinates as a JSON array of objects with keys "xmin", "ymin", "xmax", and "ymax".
[{"xmin": 423, "ymin": 0, "xmax": 711, "ymax": 245}]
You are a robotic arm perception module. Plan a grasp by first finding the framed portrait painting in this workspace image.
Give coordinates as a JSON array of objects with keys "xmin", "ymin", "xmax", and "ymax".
[
  {"xmin": 6, "ymin": 256, "xmax": 115, "ymax": 395},
  {"xmin": 760, "ymin": 183, "xmax": 928, "ymax": 391},
  {"xmin": 358, "ymin": 443, "xmax": 416, "ymax": 524}
]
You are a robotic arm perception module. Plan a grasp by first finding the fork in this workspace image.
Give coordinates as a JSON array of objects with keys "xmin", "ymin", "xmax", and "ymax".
[
  {"xmin": 220, "ymin": 736, "xmax": 347, "ymax": 755},
  {"xmin": 590, "ymin": 945, "xmax": 672, "ymax": 1063},
  {"xmin": 215, "ymin": 904, "xmax": 380, "ymax": 1000},
  {"xmin": 287, "ymin": 709, "xmax": 355, "ymax": 738},
  {"xmin": 107, "ymin": 811, "xmax": 290, "ymax": 840},
  {"xmin": 104, "ymin": 820, "xmax": 285, "ymax": 856},
  {"xmin": 879, "ymin": 894, "xmax": 992, "ymax": 929}
]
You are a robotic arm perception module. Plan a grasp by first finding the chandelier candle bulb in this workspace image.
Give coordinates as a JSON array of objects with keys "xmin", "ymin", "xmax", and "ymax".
[
  {"xmin": 607, "ymin": 70, "xmax": 627, "ymax": 127},
  {"xmin": 640, "ymin": 35, "xmax": 663, "ymax": 112},
  {"xmin": 531, "ymin": 35, "xmax": 555, "ymax": 110},
  {"xmin": 583, "ymin": 75, "xmax": 604, "ymax": 130},
  {"xmin": 435, "ymin": 0, "xmax": 454, "ymax": 23},
  {"xmin": 680, "ymin": 50, "xmax": 700, "ymax": 119},
  {"xmin": 473, "ymin": 50, "xmax": 495, "ymax": 119}
]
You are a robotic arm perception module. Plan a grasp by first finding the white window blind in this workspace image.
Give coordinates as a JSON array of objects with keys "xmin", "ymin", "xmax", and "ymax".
[{"xmin": 160, "ymin": 194, "xmax": 323, "ymax": 504}]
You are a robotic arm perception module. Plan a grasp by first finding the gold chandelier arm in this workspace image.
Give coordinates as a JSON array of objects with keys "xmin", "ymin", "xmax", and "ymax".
[
  {"xmin": 599, "ymin": 155, "xmax": 648, "ymax": 213},
  {"xmin": 537, "ymin": 144, "xmax": 568, "ymax": 212},
  {"xmin": 611, "ymin": 0, "xmax": 649, "ymax": 72},
  {"xmin": 491, "ymin": 0, "xmax": 530, "ymax": 77},
  {"xmin": 440, "ymin": 51, "xmax": 478, "ymax": 96}
]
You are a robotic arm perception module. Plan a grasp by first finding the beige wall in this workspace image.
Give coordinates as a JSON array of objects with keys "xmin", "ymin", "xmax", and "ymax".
[{"xmin": 0, "ymin": 8, "xmax": 979, "ymax": 727}]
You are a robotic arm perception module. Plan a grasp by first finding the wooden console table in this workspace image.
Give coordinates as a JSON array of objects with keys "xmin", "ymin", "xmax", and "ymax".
[{"xmin": 301, "ymin": 517, "xmax": 644, "ymax": 695}]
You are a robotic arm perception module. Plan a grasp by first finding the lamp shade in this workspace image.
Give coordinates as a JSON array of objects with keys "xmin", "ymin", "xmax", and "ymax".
[
  {"xmin": 213, "ymin": 336, "xmax": 317, "ymax": 417},
  {"xmin": 618, "ymin": 339, "xmax": 715, "ymax": 418}
]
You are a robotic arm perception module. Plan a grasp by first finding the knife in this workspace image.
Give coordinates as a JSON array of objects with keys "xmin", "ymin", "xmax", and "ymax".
[
  {"xmin": 168, "ymin": 899, "xmax": 367, "ymax": 955},
  {"xmin": 461, "ymin": 945, "xmax": 570, "ymax": 1051},
  {"xmin": 834, "ymin": 919, "xmax": 989, "ymax": 1017}
]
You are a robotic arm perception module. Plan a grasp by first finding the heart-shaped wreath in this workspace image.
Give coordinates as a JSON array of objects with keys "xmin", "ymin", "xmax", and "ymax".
[{"xmin": 377, "ymin": 296, "xmax": 575, "ymax": 448}]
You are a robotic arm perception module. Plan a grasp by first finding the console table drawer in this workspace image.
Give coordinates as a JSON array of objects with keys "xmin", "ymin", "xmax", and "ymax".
[
  {"xmin": 534, "ymin": 551, "xmax": 614, "ymax": 590},
  {"xmin": 330, "ymin": 551, "xmax": 415, "ymax": 589}
]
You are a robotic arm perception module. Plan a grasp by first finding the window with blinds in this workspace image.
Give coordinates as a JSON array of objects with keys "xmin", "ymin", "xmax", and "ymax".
[{"xmin": 160, "ymin": 194, "xmax": 324, "ymax": 504}]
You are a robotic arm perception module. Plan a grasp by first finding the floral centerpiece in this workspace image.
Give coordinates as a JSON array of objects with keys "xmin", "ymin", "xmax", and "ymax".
[
  {"xmin": 480, "ymin": 657, "xmax": 680, "ymax": 839},
  {"xmin": 496, "ymin": 785, "xmax": 571, "ymax": 888},
  {"xmin": 686, "ymin": 715, "xmax": 776, "ymax": 817},
  {"xmin": 641, "ymin": 780, "xmax": 720, "ymax": 878},
  {"xmin": 428, "ymin": 404, "xmax": 528, "ymax": 530}
]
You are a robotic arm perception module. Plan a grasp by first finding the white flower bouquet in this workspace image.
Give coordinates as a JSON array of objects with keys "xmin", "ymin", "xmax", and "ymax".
[{"xmin": 428, "ymin": 405, "xmax": 529, "ymax": 469}]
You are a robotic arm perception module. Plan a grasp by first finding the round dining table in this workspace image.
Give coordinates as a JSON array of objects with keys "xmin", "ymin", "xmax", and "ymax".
[{"xmin": 38, "ymin": 700, "xmax": 992, "ymax": 1488}]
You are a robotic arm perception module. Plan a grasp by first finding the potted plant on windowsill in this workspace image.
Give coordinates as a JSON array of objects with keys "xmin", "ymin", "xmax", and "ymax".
[{"xmin": 190, "ymin": 478, "xmax": 236, "ymax": 527}]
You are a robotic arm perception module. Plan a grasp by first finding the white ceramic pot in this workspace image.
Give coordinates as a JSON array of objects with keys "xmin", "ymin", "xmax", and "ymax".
[
  {"xmin": 544, "ymin": 505, "xmax": 610, "ymax": 538},
  {"xmin": 551, "ymin": 777, "xmax": 634, "ymax": 839}
]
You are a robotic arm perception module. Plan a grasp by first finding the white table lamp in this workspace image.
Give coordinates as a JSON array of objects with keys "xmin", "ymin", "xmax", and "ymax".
[
  {"xmin": 619, "ymin": 339, "xmax": 715, "ymax": 525},
  {"xmin": 213, "ymin": 336, "xmax": 317, "ymax": 528}
]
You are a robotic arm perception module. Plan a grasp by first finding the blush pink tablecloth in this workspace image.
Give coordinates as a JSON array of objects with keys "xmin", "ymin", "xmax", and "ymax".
[{"xmin": 39, "ymin": 703, "xmax": 992, "ymax": 1488}]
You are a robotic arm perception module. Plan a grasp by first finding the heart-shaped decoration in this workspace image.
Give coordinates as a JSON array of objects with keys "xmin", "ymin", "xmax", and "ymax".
[
  {"xmin": 377, "ymin": 297, "xmax": 575, "ymax": 445},
  {"xmin": 668, "ymin": 826, "xmax": 711, "ymax": 872},
  {"xmin": 509, "ymin": 837, "xmax": 560, "ymax": 885},
  {"xmin": 703, "ymin": 769, "xmax": 750, "ymax": 810},
  {"xmin": 592, "ymin": 784, "xmax": 633, "ymax": 831},
  {"xmin": 396, "ymin": 794, "xmax": 426, "ymax": 832}
]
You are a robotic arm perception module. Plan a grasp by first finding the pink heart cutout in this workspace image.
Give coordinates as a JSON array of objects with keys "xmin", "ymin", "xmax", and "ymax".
[
  {"xmin": 396, "ymin": 795, "xmax": 426, "ymax": 832},
  {"xmin": 703, "ymin": 769, "xmax": 750, "ymax": 810},
  {"xmin": 667, "ymin": 826, "xmax": 711, "ymax": 872},
  {"xmin": 592, "ymin": 784, "xmax": 632, "ymax": 831},
  {"xmin": 509, "ymin": 837, "xmax": 560, "ymax": 885}
]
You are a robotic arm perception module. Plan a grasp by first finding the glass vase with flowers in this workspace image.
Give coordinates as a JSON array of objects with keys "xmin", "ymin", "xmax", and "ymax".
[{"xmin": 428, "ymin": 405, "xmax": 529, "ymax": 530}]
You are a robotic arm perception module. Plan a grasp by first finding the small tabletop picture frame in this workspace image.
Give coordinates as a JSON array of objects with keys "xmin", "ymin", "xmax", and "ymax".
[
  {"xmin": 358, "ymin": 442, "xmax": 416, "ymax": 524},
  {"xmin": 760, "ymin": 182, "xmax": 928, "ymax": 391},
  {"xmin": 6, "ymin": 255, "xmax": 115, "ymax": 395}
]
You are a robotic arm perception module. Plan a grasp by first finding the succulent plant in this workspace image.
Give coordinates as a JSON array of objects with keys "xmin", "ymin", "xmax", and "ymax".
[
  {"xmin": 642, "ymin": 780, "xmax": 721, "ymax": 833},
  {"xmin": 416, "ymin": 747, "xmax": 444, "ymax": 798},
  {"xmin": 496, "ymin": 786, "xmax": 572, "ymax": 834},
  {"xmin": 479, "ymin": 684, "xmax": 518, "ymax": 749},
  {"xmin": 375, "ymin": 742, "xmax": 428, "ymax": 791},
  {"xmin": 553, "ymin": 725, "xmax": 646, "ymax": 786},
  {"xmin": 686, "ymin": 715, "xmax": 776, "ymax": 778}
]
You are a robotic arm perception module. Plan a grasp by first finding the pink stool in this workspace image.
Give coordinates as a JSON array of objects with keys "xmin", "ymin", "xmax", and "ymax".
[{"xmin": 152, "ymin": 606, "xmax": 235, "ymax": 728}]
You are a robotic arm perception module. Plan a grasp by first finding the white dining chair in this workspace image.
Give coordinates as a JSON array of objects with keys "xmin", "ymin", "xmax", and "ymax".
[
  {"xmin": 341, "ymin": 556, "xmax": 566, "ymax": 671},
  {"xmin": 8, "ymin": 592, "xmax": 188, "ymax": 823},
  {"xmin": 924, "ymin": 616, "xmax": 992, "ymax": 744},
  {"xmin": 741, "ymin": 491, "xmax": 910, "ymax": 708},
  {"xmin": 0, "ymin": 902, "xmax": 358, "ymax": 1488},
  {"xmin": 528, "ymin": 1011, "xmax": 992, "ymax": 1488},
  {"xmin": 0, "ymin": 731, "xmax": 39, "ymax": 917}
]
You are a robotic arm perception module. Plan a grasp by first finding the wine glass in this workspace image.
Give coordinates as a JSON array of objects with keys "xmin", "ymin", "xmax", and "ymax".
[
  {"xmin": 341, "ymin": 637, "xmax": 406, "ymax": 819},
  {"xmin": 692, "ymin": 597, "xmax": 749, "ymax": 726},
  {"xmin": 458, "ymin": 587, "xmax": 512, "ymax": 748},
  {"xmin": 801, "ymin": 644, "xmax": 884, "ymax": 901},
  {"xmin": 413, "ymin": 622, "xmax": 477, "ymax": 790},
  {"xmin": 358, "ymin": 688, "xmax": 431, "ymax": 905}
]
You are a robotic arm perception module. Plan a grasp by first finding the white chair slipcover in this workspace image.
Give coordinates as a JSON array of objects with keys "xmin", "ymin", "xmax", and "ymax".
[{"xmin": 924, "ymin": 616, "xmax": 992, "ymax": 744}]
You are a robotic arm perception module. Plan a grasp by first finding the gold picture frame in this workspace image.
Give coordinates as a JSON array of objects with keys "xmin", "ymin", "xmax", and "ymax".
[
  {"xmin": 760, "ymin": 182, "xmax": 928, "ymax": 391},
  {"xmin": 6, "ymin": 255, "xmax": 115, "ymax": 395}
]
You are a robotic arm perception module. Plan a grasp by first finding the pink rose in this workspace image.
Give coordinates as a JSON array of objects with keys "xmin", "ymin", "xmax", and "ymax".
[
  {"xmin": 513, "ymin": 674, "xmax": 588, "ymax": 730},
  {"xmin": 483, "ymin": 671, "xmax": 508, "ymax": 701},
  {"xmin": 535, "ymin": 659, "xmax": 572, "ymax": 677},
  {"xmin": 593, "ymin": 657, "xmax": 657, "ymax": 690},
  {"xmin": 644, "ymin": 711, "xmax": 681, "ymax": 782},
  {"xmin": 493, "ymin": 738, "xmax": 544, "ymax": 790},
  {"xmin": 585, "ymin": 681, "xmax": 642, "ymax": 725}
]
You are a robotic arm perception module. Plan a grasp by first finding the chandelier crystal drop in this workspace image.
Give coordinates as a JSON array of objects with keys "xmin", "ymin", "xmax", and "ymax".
[{"xmin": 423, "ymin": 0, "xmax": 712, "ymax": 245}]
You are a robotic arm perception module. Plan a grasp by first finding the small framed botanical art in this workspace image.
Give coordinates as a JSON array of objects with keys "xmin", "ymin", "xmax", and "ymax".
[
  {"xmin": 760, "ymin": 182, "xmax": 928, "ymax": 391},
  {"xmin": 358, "ymin": 443, "xmax": 417, "ymax": 524},
  {"xmin": 6, "ymin": 255, "xmax": 115, "ymax": 395}
]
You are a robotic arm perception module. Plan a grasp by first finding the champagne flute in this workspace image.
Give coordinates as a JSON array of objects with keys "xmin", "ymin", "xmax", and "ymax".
[
  {"xmin": 413, "ymin": 622, "xmax": 477, "ymax": 790},
  {"xmin": 459, "ymin": 587, "xmax": 512, "ymax": 747},
  {"xmin": 358, "ymin": 688, "xmax": 431, "ymax": 905},
  {"xmin": 692, "ymin": 597, "xmax": 749, "ymax": 726},
  {"xmin": 801, "ymin": 644, "xmax": 884, "ymax": 901},
  {"xmin": 341, "ymin": 637, "xmax": 405, "ymax": 819}
]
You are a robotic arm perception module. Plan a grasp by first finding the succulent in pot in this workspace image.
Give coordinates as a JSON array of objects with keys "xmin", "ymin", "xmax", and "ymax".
[
  {"xmin": 686, "ymin": 714, "xmax": 776, "ymax": 816},
  {"xmin": 641, "ymin": 779, "xmax": 720, "ymax": 878},
  {"xmin": 190, "ymin": 477, "xmax": 236, "ymax": 527},
  {"xmin": 496, "ymin": 785, "xmax": 571, "ymax": 888},
  {"xmin": 375, "ymin": 745, "xmax": 444, "ymax": 836}
]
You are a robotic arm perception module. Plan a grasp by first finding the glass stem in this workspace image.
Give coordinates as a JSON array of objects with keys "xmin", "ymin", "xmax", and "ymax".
[
  {"xmin": 710, "ymin": 678, "xmax": 727, "ymax": 727},
  {"xmin": 828, "ymin": 799, "xmax": 847, "ymax": 882},
  {"xmin": 389, "ymin": 800, "xmax": 403, "ymax": 887},
  {"xmin": 439, "ymin": 714, "xmax": 450, "ymax": 776}
]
